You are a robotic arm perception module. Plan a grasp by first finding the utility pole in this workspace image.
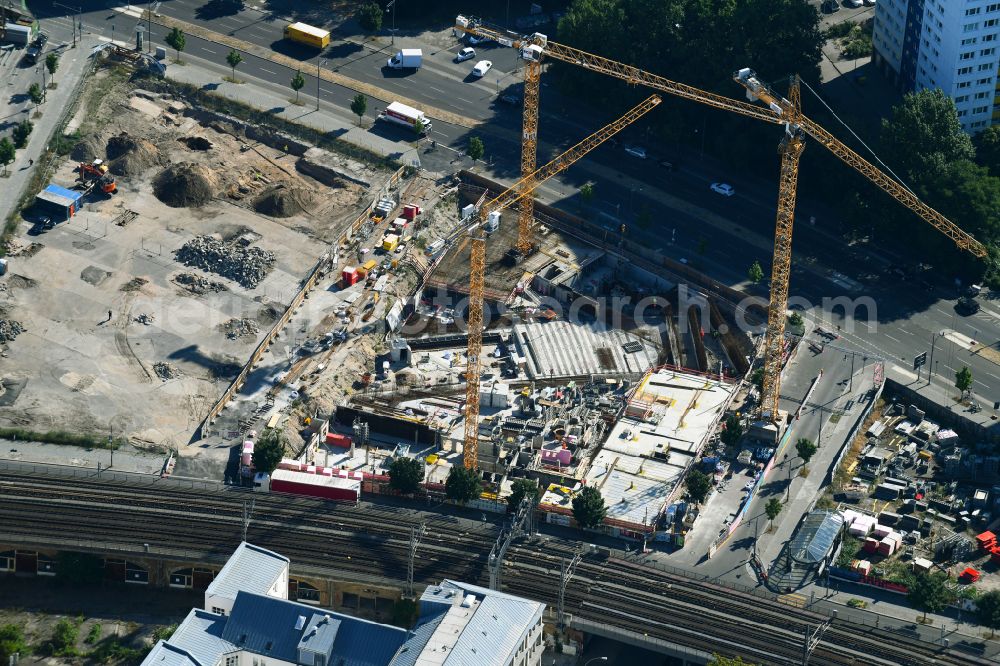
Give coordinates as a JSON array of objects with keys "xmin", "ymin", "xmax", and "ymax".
[
  {"xmin": 849, "ymin": 353, "xmax": 855, "ymax": 392},
  {"xmin": 316, "ymin": 60, "xmax": 320, "ymax": 111},
  {"xmin": 557, "ymin": 553, "xmax": 582, "ymax": 631},
  {"xmin": 802, "ymin": 621, "xmax": 830, "ymax": 666},
  {"xmin": 386, "ymin": 0, "xmax": 397, "ymax": 46},
  {"xmin": 928, "ymin": 331, "xmax": 943, "ymax": 384},
  {"xmin": 488, "ymin": 497, "xmax": 532, "ymax": 590},
  {"xmin": 406, "ymin": 522, "xmax": 426, "ymax": 597}
]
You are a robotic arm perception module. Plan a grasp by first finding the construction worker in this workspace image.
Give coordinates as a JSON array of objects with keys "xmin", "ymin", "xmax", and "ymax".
[{"xmin": 28, "ymin": 158, "xmax": 33, "ymax": 166}]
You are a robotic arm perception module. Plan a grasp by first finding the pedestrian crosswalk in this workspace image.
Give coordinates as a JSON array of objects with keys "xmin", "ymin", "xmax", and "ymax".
[{"xmin": 778, "ymin": 592, "xmax": 808, "ymax": 608}]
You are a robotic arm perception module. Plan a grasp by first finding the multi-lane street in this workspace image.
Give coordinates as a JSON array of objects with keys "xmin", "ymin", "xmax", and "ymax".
[{"xmin": 24, "ymin": 0, "xmax": 1000, "ymax": 405}]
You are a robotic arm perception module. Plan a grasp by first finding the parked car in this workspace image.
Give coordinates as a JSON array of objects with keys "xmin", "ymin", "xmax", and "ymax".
[
  {"xmin": 710, "ymin": 182, "xmax": 735, "ymax": 196},
  {"xmin": 821, "ymin": 0, "xmax": 841, "ymax": 12},
  {"xmin": 499, "ymin": 93, "xmax": 520, "ymax": 105},
  {"xmin": 471, "ymin": 60, "xmax": 492, "ymax": 77},
  {"xmin": 659, "ymin": 160, "xmax": 674, "ymax": 171},
  {"xmin": 455, "ymin": 47, "xmax": 476, "ymax": 63},
  {"xmin": 24, "ymin": 32, "xmax": 48, "ymax": 64},
  {"xmin": 845, "ymin": 0, "xmax": 863, "ymax": 7},
  {"xmin": 467, "ymin": 34, "xmax": 489, "ymax": 46},
  {"xmin": 624, "ymin": 146, "xmax": 647, "ymax": 159}
]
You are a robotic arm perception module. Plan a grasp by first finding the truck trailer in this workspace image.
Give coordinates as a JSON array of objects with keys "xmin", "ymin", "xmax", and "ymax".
[
  {"xmin": 2, "ymin": 22, "xmax": 32, "ymax": 46},
  {"xmin": 386, "ymin": 48, "xmax": 422, "ymax": 70},
  {"xmin": 284, "ymin": 22, "xmax": 330, "ymax": 49},
  {"xmin": 378, "ymin": 101, "xmax": 432, "ymax": 133},
  {"xmin": 260, "ymin": 468, "xmax": 360, "ymax": 503}
]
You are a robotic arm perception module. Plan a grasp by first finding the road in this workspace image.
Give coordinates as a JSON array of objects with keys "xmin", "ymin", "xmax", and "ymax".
[{"xmin": 26, "ymin": 1, "xmax": 1000, "ymax": 408}]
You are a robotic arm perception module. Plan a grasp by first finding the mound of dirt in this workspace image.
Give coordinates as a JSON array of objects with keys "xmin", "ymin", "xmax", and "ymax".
[
  {"xmin": 70, "ymin": 136, "xmax": 104, "ymax": 162},
  {"xmin": 253, "ymin": 183, "xmax": 316, "ymax": 218},
  {"xmin": 153, "ymin": 362, "xmax": 180, "ymax": 380},
  {"xmin": 0, "ymin": 320, "xmax": 25, "ymax": 343},
  {"xmin": 106, "ymin": 132, "xmax": 161, "ymax": 177},
  {"xmin": 121, "ymin": 277, "xmax": 148, "ymax": 292},
  {"xmin": 154, "ymin": 163, "xmax": 220, "ymax": 208},
  {"xmin": 179, "ymin": 136, "xmax": 213, "ymax": 151}
]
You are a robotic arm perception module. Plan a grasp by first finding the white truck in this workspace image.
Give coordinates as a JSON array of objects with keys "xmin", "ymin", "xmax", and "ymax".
[
  {"xmin": 386, "ymin": 48, "xmax": 422, "ymax": 70},
  {"xmin": 378, "ymin": 101, "xmax": 432, "ymax": 133}
]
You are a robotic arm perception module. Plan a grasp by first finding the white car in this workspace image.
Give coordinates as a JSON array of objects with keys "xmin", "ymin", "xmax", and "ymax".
[
  {"xmin": 624, "ymin": 146, "xmax": 647, "ymax": 159},
  {"xmin": 471, "ymin": 60, "xmax": 493, "ymax": 77},
  {"xmin": 710, "ymin": 182, "xmax": 735, "ymax": 196},
  {"xmin": 846, "ymin": 0, "xmax": 863, "ymax": 6},
  {"xmin": 455, "ymin": 47, "xmax": 475, "ymax": 63}
]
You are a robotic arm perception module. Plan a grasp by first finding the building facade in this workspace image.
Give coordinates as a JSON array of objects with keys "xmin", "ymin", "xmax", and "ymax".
[
  {"xmin": 143, "ymin": 543, "xmax": 545, "ymax": 666},
  {"xmin": 873, "ymin": 0, "xmax": 1000, "ymax": 132}
]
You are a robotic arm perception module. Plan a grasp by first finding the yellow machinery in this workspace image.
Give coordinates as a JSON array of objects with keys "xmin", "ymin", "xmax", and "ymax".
[
  {"xmin": 454, "ymin": 16, "xmax": 987, "ymax": 430},
  {"xmin": 459, "ymin": 95, "xmax": 662, "ymax": 468}
]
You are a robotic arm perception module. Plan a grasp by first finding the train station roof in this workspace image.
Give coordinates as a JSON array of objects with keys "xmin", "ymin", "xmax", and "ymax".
[{"xmin": 789, "ymin": 510, "xmax": 844, "ymax": 565}]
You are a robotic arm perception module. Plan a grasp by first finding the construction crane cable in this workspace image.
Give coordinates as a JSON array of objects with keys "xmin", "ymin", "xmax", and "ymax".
[{"xmin": 798, "ymin": 78, "xmax": 916, "ymax": 197}]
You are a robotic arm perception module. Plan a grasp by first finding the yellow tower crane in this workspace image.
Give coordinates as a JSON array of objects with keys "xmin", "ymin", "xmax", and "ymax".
[
  {"xmin": 459, "ymin": 95, "xmax": 663, "ymax": 469},
  {"xmin": 453, "ymin": 16, "xmax": 987, "ymax": 426}
]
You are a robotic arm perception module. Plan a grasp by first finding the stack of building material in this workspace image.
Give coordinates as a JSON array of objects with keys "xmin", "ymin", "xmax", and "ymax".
[
  {"xmin": 851, "ymin": 560, "xmax": 872, "ymax": 576},
  {"xmin": 960, "ymin": 567, "xmax": 981, "ymax": 583},
  {"xmin": 878, "ymin": 531, "xmax": 903, "ymax": 556},
  {"xmin": 849, "ymin": 515, "xmax": 877, "ymax": 537},
  {"xmin": 976, "ymin": 531, "xmax": 997, "ymax": 551},
  {"xmin": 863, "ymin": 537, "xmax": 879, "ymax": 554},
  {"xmin": 912, "ymin": 557, "xmax": 932, "ymax": 573},
  {"xmin": 873, "ymin": 524, "xmax": 893, "ymax": 539}
]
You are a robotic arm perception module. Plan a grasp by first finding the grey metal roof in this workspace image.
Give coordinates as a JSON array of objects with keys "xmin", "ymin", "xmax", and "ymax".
[
  {"xmin": 222, "ymin": 592, "xmax": 407, "ymax": 666},
  {"xmin": 388, "ymin": 614, "xmax": 446, "ymax": 666},
  {"xmin": 299, "ymin": 614, "xmax": 340, "ymax": 656},
  {"xmin": 789, "ymin": 510, "xmax": 845, "ymax": 565},
  {"xmin": 141, "ymin": 641, "xmax": 202, "ymax": 666},
  {"xmin": 205, "ymin": 542, "xmax": 288, "ymax": 601},
  {"xmin": 144, "ymin": 609, "xmax": 235, "ymax": 666}
]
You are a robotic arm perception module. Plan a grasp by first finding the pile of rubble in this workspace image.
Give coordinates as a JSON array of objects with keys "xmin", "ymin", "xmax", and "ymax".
[
  {"xmin": 223, "ymin": 318, "xmax": 260, "ymax": 340},
  {"xmin": 153, "ymin": 362, "xmax": 180, "ymax": 380},
  {"xmin": 175, "ymin": 272, "xmax": 228, "ymax": 294},
  {"xmin": 134, "ymin": 313, "xmax": 155, "ymax": 325},
  {"xmin": 174, "ymin": 236, "xmax": 275, "ymax": 289},
  {"xmin": 0, "ymin": 320, "xmax": 25, "ymax": 343}
]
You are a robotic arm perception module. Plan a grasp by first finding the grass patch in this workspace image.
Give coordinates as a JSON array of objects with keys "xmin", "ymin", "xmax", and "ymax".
[
  {"xmin": 0, "ymin": 427, "xmax": 124, "ymax": 449},
  {"xmin": 88, "ymin": 637, "xmax": 146, "ymax": 665},
  {"xmin": 824, "ymin": 21, "xmax": 858, "ymax": 40},
  {"xmin": 138, "ymin": 76, "xmax": 400, "ymax": 170},
  {"xmin": 846, "ymin": 598, "xmax": 867, "ymax": 609},
  {"xmin": 222, "ymin": 76, "xmax": 243, "ymax": 84},
  {"xmin": 85, "ymin": 623, "xmax": 102, "ymax": 644}
]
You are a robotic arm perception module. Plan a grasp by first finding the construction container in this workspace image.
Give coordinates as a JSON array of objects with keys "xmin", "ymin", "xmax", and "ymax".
[
  {"xmin": 362, "ymin": 259, "xmax": 377, "ymax": 273},
  {"xmin": 268, "ymin": 468, "xmax": 360, "ymax": 502},
  {"xmin": 241, "ymin": 440, "xmax": 255, "ymax": 468},
  {"xmin": 35, "ymin": 184, "xmax": 83, "ymax": 220},
  {"xmin": 403, "ymin": 204, "xmax": 422, "ymax": 220},
  {"xmin": 863, "ymin": 537, "xmax": 879, "ymax": 553},
  {"xmin": 391, "ymin": 217, "xmax": 408, "ymax": 233},
  {"xmin": 342, "ymin": 266, "xmax": 359, "ymax": 286},
  {"xmin": 873, "ymin": 524, "xmax": 892, "ymax": 539},
  {"xmin": 960, "ymin": 567, "xmax": 981, "ymax": 583},
  {"xmin": 326, "ymin": 433, "xmax": 352, "ymax": 448},
  {"xmin": 382, "ymin": 234, "xmax": 399, "ymax": 252},
  {"xmin": 912, "ymin": 557, "xmax": 932, "ymax": 573},
  {"xmin": 976, "ymin": 531, "xmax": 997, "ymax": 551},
  {"xmin": 878, "ymin": 537, "xmax": 897, "ymax": 556}
]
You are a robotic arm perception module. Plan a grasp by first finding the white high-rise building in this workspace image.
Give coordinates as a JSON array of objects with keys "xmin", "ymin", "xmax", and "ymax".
[{"xmin": 873, "ymin": 0, "xmax": 1000, "ymax": 133}]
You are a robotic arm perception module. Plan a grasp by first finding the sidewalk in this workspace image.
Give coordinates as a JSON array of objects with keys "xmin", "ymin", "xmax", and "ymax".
[
  {"xmin": 157, "ymin": 51, "xmax": 421, "ymax": 165},
  {"xmin": 0, "ymin": 38, "xmax": 97, "ymax": 228}
]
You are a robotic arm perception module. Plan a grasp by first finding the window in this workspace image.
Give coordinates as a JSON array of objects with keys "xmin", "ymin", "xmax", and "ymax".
[
  {"xmin": 990, "ymin": 3, "xmax": 1000, "ymax": 12},
  {"xmin": 225, "ymin": 656, "xmax": 238, "ymax": 666},
  {"xmin": 956, "ymin": 95, "xmax": 970, "ymax": 103},
  {"xmin": 976, "ymin": 91, "xmax": 991, "ymax": 99},
  {"xmin": 984, "ymin": 34, "xmax": 997, "ymax": 42},
  {"xmin": 965, "ymin": 22, "xmax": 981, "ymax": 32},
  {"xmin": 961, "ymin": 51, "xmax": 976, "ymax": 60},
  {"xmin": 967, "ymin": 7, "xmax": 981, "ymax": 16},
  {"xmin": 212, "ymin": 607, "xmax": 227, "ymax": 616},
  {"xmin": 958, "ymin": 66, "xmax": 974, "ymax": 75},
  {"xmin": 958, "ymin": 81, "xmax": 972, "ymax": 88},
  {"xmin": 980, "ymin": 63, "xmax": 995, "ymax": 71},
  {"xmin": 958, "ymin": 109, "xmax": 969, "ymax": 117},
  {"xmin": 981, "ymin": 48, "xmax": 996, "ymax": 56},
  {"xmin": 962, "ymin": 37, "xmax": 978, "ymax": 45},
  {"xmin": 974, "ymin": 105, "xmax": 990, "ymax": 113},
  {"xmin": 978, "ymin": 77, "xmax": 994, "ymax": 84},
  {"xmin": 988, "ymin": 19, "xmax": 1000, "ymax": 27}
]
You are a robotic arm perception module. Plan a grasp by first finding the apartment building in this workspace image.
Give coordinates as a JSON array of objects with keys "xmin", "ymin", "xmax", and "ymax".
[{"xmin": 873, "ymin": 0, "xmax": 1000, "ymax": 132}]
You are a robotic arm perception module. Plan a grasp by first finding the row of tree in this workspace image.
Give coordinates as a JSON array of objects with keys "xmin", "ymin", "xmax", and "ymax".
[{"xmin": 0, "ymin": 54, "xmax": 58, "ymax": 175}]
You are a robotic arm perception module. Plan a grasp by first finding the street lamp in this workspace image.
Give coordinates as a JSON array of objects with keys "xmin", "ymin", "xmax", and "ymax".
[{"xmin": 385, "ymin": 0, "xmax": 397, "ymax": 46}]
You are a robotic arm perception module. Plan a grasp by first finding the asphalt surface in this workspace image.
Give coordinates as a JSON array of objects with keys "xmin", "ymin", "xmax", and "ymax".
[{"xmin": 27, "ymin": 1, "xmax": 1000, "ymax": 407}]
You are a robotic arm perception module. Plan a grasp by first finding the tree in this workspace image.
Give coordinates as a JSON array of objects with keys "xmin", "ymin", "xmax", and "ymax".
[
  {"xmin": 795, "ymin": 437, "xmax": 818, "ymax": 464},
  {"xmin": 467, "ymin": 136, "xmax": 484, "ymax": 161},
  {"xmin": 12, "ymin": 119, "xmax": 33, "ymax": 149},
  {"xmin": 55, "ymin": 551, "xmax": 103, "ymax": 584},
  {"xmin": 708, "ymin": 654, "xmax": 755, "ymax": 666},
  {"xmin": 507, "ymin": 478, "xmax": 541, "ymax": 511},
  {"xmin": 975, "ymin": 589, "xmax": 1000, "ymax": 638},
  {"xmin": 788, "ymin": 311, "xmax": 804, "ymax": 327},
  {"xmin": 0, "ymin": 137, "xmax": 14, "ymax": 176},
  {"xmin": 226, "ymin": 49, "xmax": 243, "ymax": 81},
  {"xmin": 51, "ymin": 618, "xmax": 79, "ymax": 656},
  {"xmin": 350, "ymin": 93, "xmax": 368, "ymax": 126},
  {"xmin": 45, "ymin": 52, "xmax": 59, "ymax": 78},
  {"xmin": 0, "ymin": 624, "xmax": 27, "ymax": 665},
  {"xmin": 685, "ymin": 469, "xmax": 712, "ymax": 504},
  {"xmin": 358, "ymin": 2, "xmax": 383, "ymax": 32},
  {"xmin": 390, "ymin": 599, "xmax": 418, "ymax": 629},
  {"xmin": 28, "ymin": 82, "xmax": 43, "ymax": 108},
  {"xmin": 750, "ymin": 367, "xmax": 764, "ymax": 392},
  {"xmin": 290, "ymin": 71, "xmax": 305, "ymax": 103},
  {"xmin": 975, "ymin": 125, "xmax": 1000, "ymax": 177},
  {"xmin": 251, "ymin": 429, "xmax": 285, "ymax": 475},
  {"xmin": 445, "ymin": 465, "xmax": 481, "ymax": 504},
  {"xmin": 747, "ymin": 260, "xmax": 764, "ymax": 284},
  {"xmin": 388, "ymin": 456, "xmax": 423, "ymax": 494},
  {"xmin": 882, "ymin": 89, "xmax": 974, "ymax": 184},
  {"xmin": 572, "ymin": 485, "xmax": 607, "ymax": 529},
  {"xmin": 580, "ymin": 182, "xmax": 594, "ymax": 205},
  {"xmin": 412, "ymin": 118, "xmax": 426, "ymax": 136},
  {"xmin": 719, "ymin": 414, "xmax": 744, "ymax": 449},
  {"xmin": 908, "ymin": 572, "xmax": 954, "ymax": 622},
  {"xmin": 765, "ymin": 497, "xmax": 782, "ymax": 529},
  {"xmin": 165, "ymin": 27, "xmax": 186, "ymax": 63},
  {"xmin": 955, "ymin": 365, "xmax": 973, "ymax": 397}
]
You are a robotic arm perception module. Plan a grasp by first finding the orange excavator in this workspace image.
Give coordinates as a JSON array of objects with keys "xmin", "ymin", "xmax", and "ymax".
[{"xmin": 77, "ymin": 159, "xmax": 117, "ymax": 195}]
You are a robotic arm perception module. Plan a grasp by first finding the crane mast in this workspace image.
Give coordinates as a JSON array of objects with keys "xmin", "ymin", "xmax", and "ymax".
[{"xmin": 461, "ymin": 95, "xmax": 663, "ymax": 468}]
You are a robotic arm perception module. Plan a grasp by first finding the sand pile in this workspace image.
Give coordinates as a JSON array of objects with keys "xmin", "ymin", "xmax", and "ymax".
[
  {"xmin": 106, "ymin": 132, "xmax": 161, "ymax": 177},
  {"xmin": 154, "ymin": 163, "xmax": 220, "ymax": 208},
  {"xmin": 253, "ymin": 183, "xmax": 317, "ymax": 218}
]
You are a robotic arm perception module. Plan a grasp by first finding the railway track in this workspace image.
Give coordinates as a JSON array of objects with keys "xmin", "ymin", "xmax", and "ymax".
[{"xmin": 0, "ymin": 470, "xmax": 992, "ymax": 665}]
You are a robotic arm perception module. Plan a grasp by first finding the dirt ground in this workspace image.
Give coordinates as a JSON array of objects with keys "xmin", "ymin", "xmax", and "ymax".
[
  {"xmin": 0, "ymin": 70, "xmax": 381, "ymax": 450},
  {"xmin": 0, "ymin": 577, "xmax": 198, "ymax": 666}
]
